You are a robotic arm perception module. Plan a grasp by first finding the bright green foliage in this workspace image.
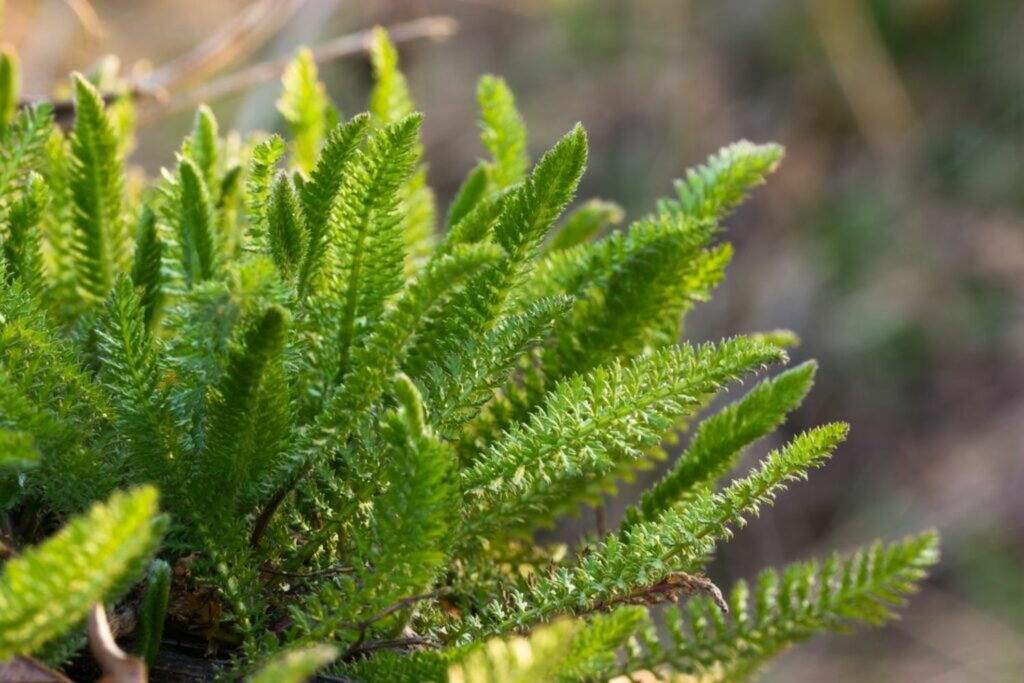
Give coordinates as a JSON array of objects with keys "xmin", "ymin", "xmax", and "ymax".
[
  {"xmin": 0, "ymin": 487, "xmax": 164, "ymax": 660},
  {"xmin": 623, "ymin": 360, "xmax": 818, "ymax": 531},
  {"xmin": 266, "ymin": 173, "xmax": 305, "ymax": 281},
  {"xmin": 168, "ymin": 157, "xmax": 217, "ymax": 285},
  {"xmin": 368, "ymin": 27, "xmax": 414, "ymax": 125},
  {"xmin": 459, "ymin": 339, "xmax": 785, "ymax": 544},
  {"xmin": 0, "ymin": 103, "xmax": 52, "ymax": 204},
  {"xmin": 278, "ymin": 48, "xmax": 334, "ymax": 174},
  {"xmin": 249, "ymin": 645, "xmax": 339, "ymax": 683},
  {"xmin": 615, "ymin": 532, "xmax": 940, "ymax": 681},
  {"xmin": 0, "ymin": 429, "xmax": 37, "ymax": 468},
  {"xmin": 674, "ymin": 140, "xmax": 783, "ymax": 221},
  {"xmin": 447, "ymin": 607, "xmax": 644, "ymax": 683},
  {"xmin": 545, "ymin": 197, "xmax": 624, "ymax": 253},
  {"xmin": 135, "ymin": 559, "xmax": 171, "ymax": 669},
  {"xmin": 368, "ymin": 27, "xmax": 436, "ymax": 268},
  {"xmin": 68, "ymin": 74, "xmax": 127, "ymax": 303},
  {"xmin": 0, "ymin": 34, "xmax": 934, "ymax": 682},
  {"xmin": 201, "ymin": 305, "xmax": 290, "ymax": 530},
  {"xmin": 327, "ymin": 114, "xmax": 422, "ymax": 376},
  {"xmin": 183, "ymin": 105, "xmax": 219, "ymax": 192},
  {"xmin": 0, "ymin": 46, "xmax": 18, "ymax": 125},
  {"xmin": 477, "ymin": 75, "xmax": 529, "ymax": 190},
  {"xmin": 245, "ymin": 135, "xmax": 286, "ymax": 239}
]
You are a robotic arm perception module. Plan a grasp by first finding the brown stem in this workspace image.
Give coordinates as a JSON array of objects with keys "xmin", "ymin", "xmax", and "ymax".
[{"xmin": 342, "ymin": 636, "xmax": 435, "ymax": 660}]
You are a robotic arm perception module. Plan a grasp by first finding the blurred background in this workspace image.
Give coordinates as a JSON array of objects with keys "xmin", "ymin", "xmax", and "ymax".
[{"xmin": 4, "ymin": 0, "xmax": 1023, "ymax": 680}]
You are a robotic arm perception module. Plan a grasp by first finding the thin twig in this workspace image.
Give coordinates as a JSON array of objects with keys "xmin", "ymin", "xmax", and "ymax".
[
  {"xmin": 358, "ymin": 588, "xmax": 452, "ymax": 628},
  {"xmin": 260, "ymin": 564, "xmax": 354, "ymax": 578},
  {"xmin": 139, "ymin": 15, "xmax": 458, "ymax": 124},
  {"xmin": 337, "ymin": 588, "xmax": 451, "ymax": 660},
  {"xmin": 138, "ymin": 0, "xmax": 308, "ymax": 93},
  {"xmin": 343, "ymin": 635, "xmax": 435, "ymax": 660},
  {"xmin": 18, "ymin": 14, "xmax": 458, "ymax": 130}
]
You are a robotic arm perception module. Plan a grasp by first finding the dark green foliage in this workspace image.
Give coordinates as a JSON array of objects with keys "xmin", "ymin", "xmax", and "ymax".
[
  {"xmin": 2, "ymin": 172, "xmax": 48, "ymax": 295},
  {"xmin": 131, "ymin": 205, "xmax": 163, "ymax": 331},
  {"xmin": 136, "ymin": 559, "xmax": 171, "ymax": 669},
  {"xmin": 0, "ymin": 33, "xmax": 935, "ymax": 683},
  {"xmin": 296, "ymin": 113, "xmax": 369, "ymax": 298}
]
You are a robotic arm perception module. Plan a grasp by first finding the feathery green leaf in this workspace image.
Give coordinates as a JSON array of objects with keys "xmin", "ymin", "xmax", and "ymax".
[{"xmin": 0, "ymin": 486, "xmax": 164, "ymax": 660}]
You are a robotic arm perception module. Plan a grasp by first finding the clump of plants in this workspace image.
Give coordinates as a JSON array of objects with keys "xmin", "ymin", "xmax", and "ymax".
[{"xmin": 0, "ymin": 29, "xmax": 937, "ymax": 682}]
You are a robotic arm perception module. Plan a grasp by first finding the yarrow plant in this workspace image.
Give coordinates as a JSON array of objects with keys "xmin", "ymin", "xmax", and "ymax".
[{"xmin": 0, "ymin": 29, "xmax": 937, "ymax": 682}]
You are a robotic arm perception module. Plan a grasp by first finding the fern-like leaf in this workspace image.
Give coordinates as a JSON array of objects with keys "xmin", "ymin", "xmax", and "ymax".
[
  {"xmin": 266, "ymin": 173, "xmax": 306, "ymax": 282},
  {"xmin": 328, "ymin": 114, "xmax": 422, "ymax": 376},
  {"xmin": 68, "ymin": 74, "xmax": 127, "ymax": 302},
  {"xmin": 172, "ymin": 157, "xmax": 217, "ymax": 285},
  {"xmin": 623, "ymin": 360, "xmax": 817, "ymax": 531},
  {"xmin": 2, "ymin": 172, "xmax": 48, "ymax": 296},
  {"xmin": 296, "ymin": 114, "xmax": 369, "ymax": 298},
  {"xmin": 244, "ymin": 135, "xmax": 285, "ymax": 242},
  {"xmin": 459, "ymin": 338, "xmax": 786, "ymax": 545},
  {"xmin": 490, "ymin": 424, "xmax": 846, "ymax": 632},
  {"xmin": 0, "ymin": 486, "xmax": 165, "ymax": 660},
  {"xmin": 0, "ymin": 46, "xmax": 19, "ymax": 126},
  {"xmin": 674, "ymin": 141, "xmax": 783, "ymax": 222},
  {"xmin": 616, "ymin": 532, "xmax": 940, "ymax": 681},
  {"xmin": 201, "ymin": 305, "xmax": 290, "ymax": 524},
  {"xmin": 130, "ymin": 205, "xmax": 164, "ymax": 331},
  {"xmin": 477, "ymin": 75, "xmax": 529, "ymax": 190},
  {"xmin": 248, "ymin": 645, "xmax": 338, "ymax": 683},
  {"xmin": 278, "ymin": 48, "xmax": 334, "ymax": 174}
]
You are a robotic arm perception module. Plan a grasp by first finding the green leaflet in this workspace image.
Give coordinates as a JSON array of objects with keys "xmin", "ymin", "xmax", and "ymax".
[
  {"xmin": 2, "ymin": 172, "xmax": 48, "ymax": 296},
  {"xmin": 68, "ymin": 74, "xmax": 127, "ymax": 302},
  {"xmin": 404, "ymin": 125, "xmax": 586, "ymax": 377},
  {"xmin": 0, "ymin": 46, "xmax": 18, "ymax": 126},
  {"xmin": 296, "ymin": 114, "xmax": 369, "ymax": 298},
  {"xmin": 544, "ymin": 198, "xmax": 624, "ymax": 253},
  {"xmin": 135, "ymin": 559, "xmax": 171, "ymax": 669},
  {"xmin": 615, "ymin": 532, "xmax": 940, "ymax": 681},
  {"xmin": 245, "ymin": 134, "xmax": 286, "ymax": 242},
  {"xmin": 622, "ymin": 360, "xmax": 818, "ymax": 531},
  {"xmin": 0, "ymin": 487, "xmax": 165, "ymax": 660},
  {"xmin": 171, "ymin": 157, "xmax": 218, "ymax": 285},
  {"xmin": 368, "ymin": 27, "xmax": 414, "ymax": 125},
  {"xmin": 130, "ymin": 205, "xmax": 164, "ymax": 331},
  {"xmin": 0, "ymin": 103, "xmax": 52, "ymax": 204},
  {"xmin": 266, "ymin": 172, "xmax": 306, "ymax": 281},
  {"xmin": 674, "ymin": 140, "xmax": 783, "ymax": 221},
  {"xmin": 328, "ymin": 114, "xmax": 422, "ymax": 377},
  {"xmin": 368, "ymin": 28, "xmax": 435, "ymax": 270},
  {"xmin": 449, "ymin": 607, "xmax": 644, "ymax": 683},
  {"xmin": 459, "ymin": 338, "xmax": 786, "ymax": 545},
  {"xmin": 485, "ymin": 424, "xmax": 847, "ymax": 634},
  {"xmin": 477, "ymin": 75, "xmax": 529, "ymax": 190},
  {"xmin": 183, "ymin": 104, "xmax": 219, "ymax": 193},
  {"xmin": 202, "ymin": 305, "xmax": 290, "ymax": 523},
  {"xmin": 278, "ymin": 48, "xmax": 334, "ymax": 174}
]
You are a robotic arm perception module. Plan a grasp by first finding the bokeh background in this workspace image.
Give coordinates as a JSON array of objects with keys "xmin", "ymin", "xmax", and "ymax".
[{"xmin": 5, "ymin": 1, "xmax": 1023, "ymax": 680}]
